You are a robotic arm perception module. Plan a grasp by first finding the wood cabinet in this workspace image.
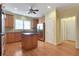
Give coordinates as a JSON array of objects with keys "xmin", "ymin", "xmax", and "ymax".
[
  {"xmin": 22, "ymin": 36, "xmax": 32, "ymax": 50},
  {"xmin": 22, "ymin": 34, "xmax": 38, "ymax": 50},
  {"xmin": 32, "ymin": 19, "xmax": 38, "ymax": 29},
  {"xmin": 5, "ymin": 32, "xmax": 21, "ymax": 43},
  {"xmin": 5, "ymin": 14, "xmax": 14, "ymax": 28},
  {"xmin": 32, "ymin": 35, "xmax": 38, "ymax": 47}
]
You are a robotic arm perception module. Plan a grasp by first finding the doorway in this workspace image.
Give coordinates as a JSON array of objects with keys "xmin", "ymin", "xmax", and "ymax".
[{"xmin": 61, "ymin": 16, "xmax": 76, "ymax": 48}]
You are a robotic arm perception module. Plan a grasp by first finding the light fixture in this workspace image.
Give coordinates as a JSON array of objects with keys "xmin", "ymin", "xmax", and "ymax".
[
  {"xmin": 14, "ymin": 8, "xmax": 18, "ymax": 10},
  {"xmin": 47, "ymin": 6, "xmax": 51, "ymax": 9},
  {"xmin": 28, "ymin": 7, "xmax": 31, "ymax": 9}
]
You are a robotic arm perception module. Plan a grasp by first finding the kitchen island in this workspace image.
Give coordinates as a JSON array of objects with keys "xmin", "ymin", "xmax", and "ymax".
[{"xmin": 22, "ymin": 33, "xmax": 39, "ymax": 50}]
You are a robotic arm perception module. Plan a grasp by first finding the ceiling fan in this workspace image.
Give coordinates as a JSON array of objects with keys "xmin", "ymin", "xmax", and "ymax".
[{"xmin": 27, "ymin": 6, "xmax": 39, "ymax": 14}]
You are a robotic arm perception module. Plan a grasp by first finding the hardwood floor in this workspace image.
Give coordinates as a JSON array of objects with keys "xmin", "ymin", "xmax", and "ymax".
[{"xmin": 4, "ymin": 40, "xmax": 79, "ymax": 56}]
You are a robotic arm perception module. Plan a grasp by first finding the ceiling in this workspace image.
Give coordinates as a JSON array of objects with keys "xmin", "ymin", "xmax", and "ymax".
[{"xmin": 2, "ymin": 3, "xmax": 79, "ymax": 18}]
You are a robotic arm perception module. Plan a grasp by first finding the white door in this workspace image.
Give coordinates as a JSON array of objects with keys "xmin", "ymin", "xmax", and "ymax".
[{"xmin": 61, "ymin": 16, "xmax": 76, "ymax": 41}]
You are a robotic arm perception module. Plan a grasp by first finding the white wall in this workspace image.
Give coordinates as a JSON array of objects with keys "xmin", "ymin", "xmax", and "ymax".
[
  {"xmin": 61, "ymin": 16, "xmax": 76, "ymax": 41},
  {"xmin": 76, "ymin": 14, "xmax": 79, "ymax": 48},
  {"xmin": 45, "ymin": 9, "xmax": 56, "ymax": 45}
]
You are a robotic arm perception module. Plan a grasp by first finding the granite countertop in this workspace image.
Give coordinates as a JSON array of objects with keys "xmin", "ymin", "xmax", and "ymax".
[{"xmin": 22, "ymin": 33, "xmax": 38, "ymax": 35}]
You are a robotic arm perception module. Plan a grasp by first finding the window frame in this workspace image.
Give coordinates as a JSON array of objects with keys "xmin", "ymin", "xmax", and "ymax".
[{"xmin": 14, "ymin": 19, "xmax": 32, "ymax": 30}]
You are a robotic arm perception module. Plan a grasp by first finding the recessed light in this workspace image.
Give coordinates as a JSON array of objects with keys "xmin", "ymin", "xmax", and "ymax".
[
  {"xmin": 28, "ymin": 7, "xmax": 31, "ymax": 9},
  {"xmin": 14, "ymin": 8, "xmax": 18, "ymax": 10},
  {"xmin": 47, "ymin": 6, "xmax": 51, "ymax": 9}
]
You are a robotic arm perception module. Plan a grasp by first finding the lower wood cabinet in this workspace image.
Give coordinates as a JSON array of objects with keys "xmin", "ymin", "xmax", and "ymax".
[
  {"xmin": 32, "ymin": 35, "xmax": 38, "ymax": 48},
  {"xmin": 5, "ymin": 32, "xmax": 38, "ymax": 50},
  {"xmin": 22, "ymin": 34, "xmax": 38, "ymax": 50},
  {"xmin": 5, "ymin": 32, "xmax": 21, "ymax": 43}
]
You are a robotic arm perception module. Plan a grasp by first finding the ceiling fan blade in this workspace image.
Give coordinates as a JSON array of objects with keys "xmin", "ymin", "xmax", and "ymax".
[
  {"xmin": 33, "ymin": 9, "xmax": 39, "ymax": 11},
  {"xmin": 33, "ymin": 12, "xmax": 36, "ymax": 14}
]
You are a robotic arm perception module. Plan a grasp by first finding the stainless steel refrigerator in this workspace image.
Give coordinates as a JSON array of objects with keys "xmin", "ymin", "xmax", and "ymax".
[
  {"xmin": 0, "ymin": 5, "xmax": 6, "ymax": 55},
  {"xmin": 0, "ymin": 4, "xmax": 2, "ymax": 56},
  {"xmin": 1, "ymin": 13, "xmax": 6, "ymax": 56}
]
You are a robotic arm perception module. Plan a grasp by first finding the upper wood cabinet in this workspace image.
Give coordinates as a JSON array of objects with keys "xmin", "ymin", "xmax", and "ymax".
[
  {"xmin": 5, "ymin": 14, "xmax": 14, "ymax": 28},
  {"xmin": 32, "ymin": 19, "xmax": 38, "ymax": 29}
]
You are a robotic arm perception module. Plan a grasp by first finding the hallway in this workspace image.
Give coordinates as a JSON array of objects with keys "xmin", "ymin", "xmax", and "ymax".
[{"xmin": 4, "ymin": 40, "xmax": 79, "ymax": 56}]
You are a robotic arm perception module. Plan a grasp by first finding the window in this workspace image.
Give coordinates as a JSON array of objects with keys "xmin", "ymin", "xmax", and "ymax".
[
  {"xmin": 15, "ymin": 19, "xmax": 31, "ymax": 30},
  {"xmin": 24, "ymin": 21, "xmax": 31, "ymax": 30},
  {"xmin": 15, "ymin": 20, "xmax": 23, "ymax": 29}
]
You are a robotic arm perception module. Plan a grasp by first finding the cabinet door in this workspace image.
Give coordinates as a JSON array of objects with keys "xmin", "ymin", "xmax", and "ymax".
[
  {"xmin": 22, "ymin": 36, "xmax": 32, "ymax": 50},
  {"xmin": 9, "ymin": 15, "xmax": 14, "ymax": 27},
  {"xmin": 10, "ymin": 33, "xmax": 15, "ymax": 42},
  {"xmin": 32, "ymin": 19, "xmax": 38, "ymax": 29},
  {"xmin": 15, "ymin": 33, "xmax": 21, "ymax": 42},
  {"xmin": 6, "ymin": 33, "xmax": 12, "ymax": 43},
  {"xmin": 5, "ymin": 14, "xmax": 14, "ymax": 28},
  {"xmin": 8, "ymin": 15, "xmax": 11, "ymax": 27},
  {"xmin": 32, "ymin": 35, "xmax": 38, "ymax": 48}
]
